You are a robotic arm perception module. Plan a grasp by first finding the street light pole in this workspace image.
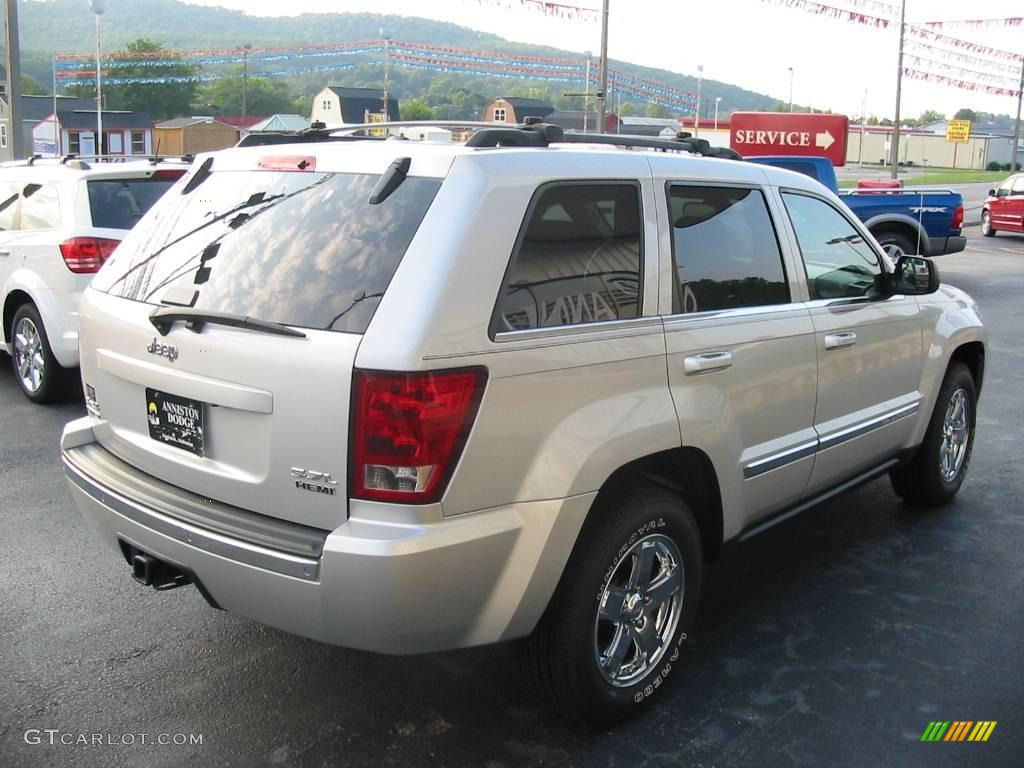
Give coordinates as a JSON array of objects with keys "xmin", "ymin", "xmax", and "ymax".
[
  {"xmin": 889, "ymin": 0, "xmax": 907, "ymax": 180},
  {"xmin": 695, "ymin": 64, "xmax": 703, "ymax": 137},
  {"xmin": 583, "ymin": 51, "xmax": 591, "ymax": 132},
  {"xmin": 596, "ymin": 0, "xmax": 609, "ymax": 134},
  {"xmin": 89, "ymin": 0, "xmax": 105, "ymax": 157},
  {"xmin": 240, "ymin": 43, "xmax": 251, "ymax": 118},
  {"xmin": 788, "ymin": 67, "xmax": 794, "ymax": 112},
  {"xmin": 714, "ymin": 97, "xmax": 721, "ymax": 130}
]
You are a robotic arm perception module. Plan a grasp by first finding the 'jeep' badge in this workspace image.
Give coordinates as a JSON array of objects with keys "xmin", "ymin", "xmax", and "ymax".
[{"xmin": 147, "ymin": 337, "xmax": 179, "ymax": 363}]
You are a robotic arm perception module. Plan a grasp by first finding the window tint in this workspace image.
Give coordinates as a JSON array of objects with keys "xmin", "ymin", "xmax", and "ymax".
[
  {"xmin": 92, "ymin": 171, "xmax": 441, "ymax": 334},
  {"xmin": 668, "ymin": 185, "xmax": 788, "ymax": 313},
  {"xmin": 87, "ymin": 179, "xmax": 177, "ymax": 230},
  {"xmin": 495, "ymin": 183, "xmax": 642, "ymax": 332},
  {"xmin": 782, "ymin": 192, "xmax": 884, "ymax": 301},
  {"xmin": 19, "ymin": 184, "xmax": 61, "ymax": 230}
]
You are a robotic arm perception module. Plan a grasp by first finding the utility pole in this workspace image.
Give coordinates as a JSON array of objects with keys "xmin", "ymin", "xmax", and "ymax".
[
  {"xmin": 1012, "ymin": 52, "xmax": 1023, "ymax": 172},
  {"xmin": 596, "ymin": 0, "xmax": 609, "ymax": 134},
  {"xmin": 695, "ymin": 64, "xmax": 703, "ymax": 137},
  {"xmin": 859, "ymin": 88, "xmax": 867, "ymax": 167},
  {"xmin": 889, "ymin": 0, "xmax": 906, "ymax": 180},
  {"xmin": 788, "ymin": 66, "xmax": 794, "ymax": 112},
  {"xmin": 4, "ymin": 0, "xmax": 23, "ymax": 159}
]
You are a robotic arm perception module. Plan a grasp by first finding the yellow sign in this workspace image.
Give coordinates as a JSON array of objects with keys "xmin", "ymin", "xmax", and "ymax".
[{"xmin": 946, "ymin": 119, "xmax": 971, "ymax": 143}]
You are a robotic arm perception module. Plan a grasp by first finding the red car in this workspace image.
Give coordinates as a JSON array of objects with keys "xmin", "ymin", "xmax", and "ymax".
[{"xmin": 982, "ymin": 173, "xmax": 1024, "ymax": 236}]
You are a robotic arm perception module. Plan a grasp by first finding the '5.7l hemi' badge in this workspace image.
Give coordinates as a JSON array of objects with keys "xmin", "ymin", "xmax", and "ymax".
[{"xmin": 291, "ymin": 467, "xmax": 338, "ymax": 496}]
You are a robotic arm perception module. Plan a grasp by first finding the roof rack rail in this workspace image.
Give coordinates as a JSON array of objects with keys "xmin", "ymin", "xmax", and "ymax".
[{"xmin": 26, "ymin": 154, "xmax": 42, "ymax": 165}]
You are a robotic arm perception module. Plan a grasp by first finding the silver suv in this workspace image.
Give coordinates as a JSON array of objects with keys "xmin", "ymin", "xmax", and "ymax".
[{"xmin": 61, "ymin": 123, "xmax": 986, "ymax": 723}]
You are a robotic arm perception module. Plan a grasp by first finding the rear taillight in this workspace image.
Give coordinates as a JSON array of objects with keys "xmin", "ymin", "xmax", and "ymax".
[
  {"xmin": 952, "ymin": 204, "xmax": 964, "ymax": 229},
  {"xmin": 59, "ymin": 237, "xmax": 121, "ymax": 274},
  {"xmin": 351, "ymin": 367, "xmax": 487, "ymax": 504}
]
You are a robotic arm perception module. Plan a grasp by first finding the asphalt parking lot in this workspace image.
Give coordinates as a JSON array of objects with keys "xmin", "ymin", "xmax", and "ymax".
[{"xmin": 2, "ymin": 232, "xmax": 1022, "ymax": 768}]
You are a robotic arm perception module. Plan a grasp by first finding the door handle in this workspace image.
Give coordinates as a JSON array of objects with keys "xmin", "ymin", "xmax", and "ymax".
[
  {"xmin": 825, "ymin": 331, "xmax": 857, "ymax": 350},
  {"xmin": 683, "ymin": 351, "xmax": 733, "ymax": 375}
]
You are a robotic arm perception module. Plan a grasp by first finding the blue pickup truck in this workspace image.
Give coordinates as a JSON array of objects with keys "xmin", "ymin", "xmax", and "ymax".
[{"xmin": 748, "ymin": 156, "xmax": 966, "ymax": 258}]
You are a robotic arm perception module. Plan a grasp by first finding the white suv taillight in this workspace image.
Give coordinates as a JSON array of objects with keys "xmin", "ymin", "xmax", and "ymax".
[
  {"xmin": 59, "ymin": 237, "xmax": 121, "ymax": 274},
  {"xmin": 350, "ymin": 368, "xmax": 487, "ymax": 504}
]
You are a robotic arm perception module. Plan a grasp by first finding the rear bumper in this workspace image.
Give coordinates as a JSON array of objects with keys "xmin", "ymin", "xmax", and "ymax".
[
  {"xmin": 61, "ymin": 417, "xmax": 592, "ymax": 654},
  {"xmin": 924, "ymin": 235, "xmax": 966, "ymax": 257}
]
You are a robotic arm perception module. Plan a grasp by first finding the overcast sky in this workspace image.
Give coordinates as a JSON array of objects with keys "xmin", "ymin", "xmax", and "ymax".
[{"xmin": 179, "ymin": 0, "xmax": 1023, "ymax": 119}]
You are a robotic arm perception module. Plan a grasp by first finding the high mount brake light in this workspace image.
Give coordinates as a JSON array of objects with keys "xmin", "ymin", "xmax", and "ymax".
[
  {"xmin": 59, "ymin": 237, "xmax": 120, "ymax": 274},
  {"xmin": 257, "ymin": 156, "xmax": 317, "ymax": 172},
  {"xmin": 150, "ymin": 169, "xmax": 187, "ymax": 181},
  {"xmin": 350, "ymin": 368, "xmax": 487, "ymax": 504}
]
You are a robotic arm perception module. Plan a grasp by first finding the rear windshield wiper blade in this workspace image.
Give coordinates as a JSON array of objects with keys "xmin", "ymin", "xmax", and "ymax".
[{"xmin": 149, "ymin": 307, "xmax": 307, "ymax": 338}]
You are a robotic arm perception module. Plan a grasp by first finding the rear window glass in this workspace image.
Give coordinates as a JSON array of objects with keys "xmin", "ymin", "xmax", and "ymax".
[
  {"xmin": 87, "ymin": 178, "xmax": 179, "ymax": 230},
  {"xmin": 92, "ymin": 170, "xmax": 441, "ymax": 334}
]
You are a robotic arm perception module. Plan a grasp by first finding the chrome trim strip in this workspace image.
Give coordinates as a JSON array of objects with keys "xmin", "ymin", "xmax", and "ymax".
[
  {"xmin": 63, "ymin": 457, "xmax": 320, "ymax": 582},
  {"xmin": 744, "ymin": 440, "xmax": 819, "ymax": 479},
  {"xmin": 743, "ymin": 403, "xmax": 920, "ymax": 479},
  {"xmin": 663, "ymin": 302, "xmax": 805, "ymax": 327},
  {"xmin": 817, "ymin": 403, "xmax": 919, "ymax": 452},
  {"xmin": 493, "ymin": 316, "xmax": 664, "ymax": 343}
]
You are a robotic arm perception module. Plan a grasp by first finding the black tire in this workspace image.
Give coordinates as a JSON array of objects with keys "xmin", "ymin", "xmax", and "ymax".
[
  {"xmin": 9, "ymin": 303, "xmax": 71, "ymax": 404},
  {"xmin": 890, "ymin": 362, "xmax": 976, "ymax": 507},
  {"xmin": 875, "ymin": 230, "xmax": 918, "ymax": 259},
  {"xmin": 981, "ymin": 209, "xmax": 996, "ymax": 237},
  {"xmin": 517, "ymin": 482, "xmax": 703, "ymax": 724}
]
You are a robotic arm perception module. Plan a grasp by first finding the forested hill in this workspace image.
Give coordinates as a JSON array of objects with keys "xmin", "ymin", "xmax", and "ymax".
[{"xmin": 19, "ymin": 0, "xmax": 785, "ymax": 114}]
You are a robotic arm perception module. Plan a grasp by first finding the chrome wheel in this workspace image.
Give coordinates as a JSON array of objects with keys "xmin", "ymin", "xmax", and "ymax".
[
  {"xmin": 594, "ymin": 534, "xmax": 683, "ymax": 688},
  {"xmin": 939, "ymin": 388, "xmax": 970, "ymax": 482},
  {"xmin": 981, "ymin": 211, "xmax": 993, "ymax": 236},
  {"xmin": 13, "ymin": 316, "xmax": 45, "ymax": 394},
  {"xmin": 882, "ymin": 243, "xmax": 905, "ymax": 260}
]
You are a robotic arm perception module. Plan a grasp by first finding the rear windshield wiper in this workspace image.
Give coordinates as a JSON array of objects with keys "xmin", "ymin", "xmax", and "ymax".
[{"xmin": 149, "ymin": 307, "xmax": 306, "ymax": 338}]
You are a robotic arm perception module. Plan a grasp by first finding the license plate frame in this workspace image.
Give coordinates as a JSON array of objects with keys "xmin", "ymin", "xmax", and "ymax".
[{"xmin": 145, "ymin": 388, "xmax": 205, "ymax": 456}]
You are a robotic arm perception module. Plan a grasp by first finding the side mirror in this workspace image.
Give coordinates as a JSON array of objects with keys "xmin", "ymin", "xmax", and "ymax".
[
  {"xmin": 892, "ymin": 255, "xmax": 939, "ymax": 295},
  {"xmin": 987, "ymin": 188, "xmax": 995, "ymax": 196}
]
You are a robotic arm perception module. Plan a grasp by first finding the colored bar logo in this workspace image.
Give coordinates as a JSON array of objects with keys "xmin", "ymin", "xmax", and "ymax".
[{"xmin": 921, "ymin": 721, "xmax": 997, "ymax": 742}]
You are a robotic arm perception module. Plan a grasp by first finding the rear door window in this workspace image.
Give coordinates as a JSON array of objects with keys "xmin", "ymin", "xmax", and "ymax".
[
  {"xmin": 92, "ymin": 169, "xmax": 441, "ymax": 334},
  {"xmin": 494, "ymin": 182, "xmax": 642, "ymax": 333},
  {"xmin": 668, "ymin": 184, "xmax": 789, "ymax": 314},
  {"xmin": 87, "ymin": 177, "xmax": 180, "ymax": 230}
]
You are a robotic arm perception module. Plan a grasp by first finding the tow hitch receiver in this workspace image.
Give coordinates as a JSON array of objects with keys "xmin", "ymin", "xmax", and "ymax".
[{"xmin": 128, "ymin": 550, "xmax": 191, "ymax": 591}]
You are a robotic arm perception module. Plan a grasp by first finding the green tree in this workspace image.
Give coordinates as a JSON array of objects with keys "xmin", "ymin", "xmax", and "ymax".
[
  {"xmin": 773, "ymin": 101, "xmax": 787, "ymax": 112},
  {"xmin": 21, "ymin": 73, "xmax": 47, "ymax": 96},
  {"xmin": 617, "ymin": 101, "xmax": 638, "ymax": 117},
  {"xmin": 69, "ymin": 38, "xmax": 199, "ymax": 120},
  {"xmin": 198, "ymin": 75, "xmax": 298, "ymax": 117},
  {"xmin": 953, "ymin": 108, "xmax": 977, "ymax": 121},
  {"xmin": 916, "ymin": 109, "xmax": 945, "ymax": 127},
  {"xmin": 400, "ymin": 97, "xmax": 435, "ymax": 121},
  {"xmin": 644, "ymin": 103, "xmax": 669, "ymax": 118}
]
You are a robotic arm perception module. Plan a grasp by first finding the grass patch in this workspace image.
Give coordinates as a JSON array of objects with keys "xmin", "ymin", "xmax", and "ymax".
[
  {"xmin": 837, "ymin": 170, "xmax": 1005, "ymax": 189},
  {"xmin": 901, "ymin": 171, "xmax": 1006, "ymax": 186}
]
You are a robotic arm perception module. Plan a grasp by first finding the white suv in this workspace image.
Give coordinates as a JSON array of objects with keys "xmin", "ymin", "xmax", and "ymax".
[
  {"xmin": 61, "ymin": 124, "xmax": 986, "ymax": 723},
  {"xmin": 0, "ymin": 158, "xmax": 185, "ymax": 402}
]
